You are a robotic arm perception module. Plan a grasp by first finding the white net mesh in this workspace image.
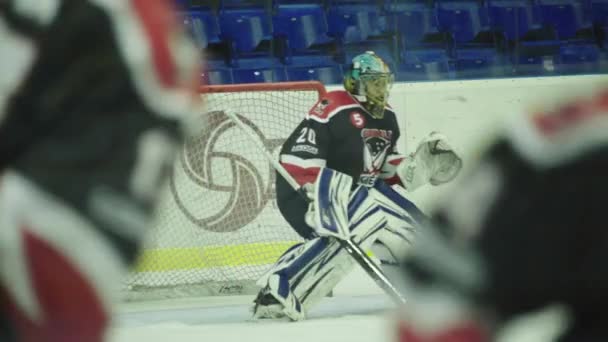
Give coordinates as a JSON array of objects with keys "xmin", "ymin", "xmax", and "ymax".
[{"xmin": 124, "ymin": 82, "xmax": 326, "ymax": 300}]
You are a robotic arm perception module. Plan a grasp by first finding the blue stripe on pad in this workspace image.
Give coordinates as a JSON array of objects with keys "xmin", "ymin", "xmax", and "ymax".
[
  {"xmin": 317, "ymin": 169, "xmax": 339, "ymax": 234},
  {"xmin": 348, "ymin": 186, "xmax": 369, "ymax": 219},
  {"xmin": 281, "ymin": 238, "xmax": 329, "ymax": 279},
  {"xmin": 373, "ymin": 180, "xmax": 428, "ymax": 224}
]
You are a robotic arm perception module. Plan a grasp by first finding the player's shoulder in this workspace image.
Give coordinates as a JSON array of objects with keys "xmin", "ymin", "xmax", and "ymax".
[
  {"xmin": 506, "ymin": 90, "xmax": 608, "ymax": 168},
  {"xmin": 382, "ymin": 104, "xmax": 399, "ymax": 128},
  {"xmin": 384, "ymin": 104, "xmax": 397, "ymax": 119},
  {"xmin": 307, "ymin": 90, "xmax": 361, "ymax": 123}
]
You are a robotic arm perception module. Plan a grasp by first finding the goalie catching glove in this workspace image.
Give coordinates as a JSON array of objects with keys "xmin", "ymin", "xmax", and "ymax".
[{"xmin": 397, "ymin": 132, "xmax": 463, "ymax": 192}]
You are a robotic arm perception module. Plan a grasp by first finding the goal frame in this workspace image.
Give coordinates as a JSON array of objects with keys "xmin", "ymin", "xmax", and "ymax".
[
  {"xmin": 125, "ymin": 81, "xmax": 329, "ymax": 300},
  {"xmin": 200, "ymin": 81, "xmax": 327, "ymax": 97}
]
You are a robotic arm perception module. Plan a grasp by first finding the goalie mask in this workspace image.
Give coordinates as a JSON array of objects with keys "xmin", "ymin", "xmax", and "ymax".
[{"xmin": 344, "ymin": 51, "xmax": 394, "ymax": 119}]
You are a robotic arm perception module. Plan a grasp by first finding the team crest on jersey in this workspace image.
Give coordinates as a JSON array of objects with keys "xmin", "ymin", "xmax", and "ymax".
[
  {"xmin": 359, "ymin": 128, "xmax": 393, "ymax": 187},
  {"xmin": 350, "ymin": 111, "xmax": 366, "ymax": 128}
]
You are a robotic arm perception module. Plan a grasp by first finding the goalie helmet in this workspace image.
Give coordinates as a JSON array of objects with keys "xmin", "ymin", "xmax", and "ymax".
[{"xmin": 343, "ymin": 51, "xmax": 394, "ymax": 119}]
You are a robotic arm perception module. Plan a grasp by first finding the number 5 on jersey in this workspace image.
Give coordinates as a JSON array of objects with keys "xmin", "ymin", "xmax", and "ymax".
[{"xmin": 350, "ymin": 112, "xmax": 366, "ymax": 128}]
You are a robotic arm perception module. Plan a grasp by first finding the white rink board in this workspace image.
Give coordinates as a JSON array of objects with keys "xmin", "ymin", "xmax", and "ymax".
[
  {"xmin": 128, "ymin": 75, "xmax": 608, "ymax": 296},
  {"xmin": 334, "ymin": 75, "xmax": 608, "ymax": 211},
  {"xmin": 115, "ymin": 76, "xmax": 589, "ymax": 341},
  {"xmin": 156, "ymin": 74, "xmax": 608, "ymax": 246}
]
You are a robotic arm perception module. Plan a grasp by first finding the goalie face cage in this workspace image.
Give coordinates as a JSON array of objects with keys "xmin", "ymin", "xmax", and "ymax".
[{"xmin": 124, "ymin": 81, "xmax": 327, "ymax": 301}]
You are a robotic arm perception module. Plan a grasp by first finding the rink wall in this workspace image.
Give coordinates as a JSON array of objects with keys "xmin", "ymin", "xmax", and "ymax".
[
  {"xmin": 331, "ymin": 74, "xmax": 608, "ymax": 210},
  {"xmin": 131, "ymin": 75, "xmax": 608, "ymax": 280}
]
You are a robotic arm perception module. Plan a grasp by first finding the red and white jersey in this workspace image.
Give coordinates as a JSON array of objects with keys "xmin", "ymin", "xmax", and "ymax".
[
  {"xmin": 279, "ymin": 90, "xmax": 403, "ymax": 189},
  {"xmin": 0, "ymin": 1, "xmax": 202, "ymax": 341},
  {"xmin": 507, "ymin": 89, "xmax": 608, "ymax": 168},
  {"xmin": 398, "ymin": 90, "xmax": 608, "ymax": 342},
  {"xmin": 0, "ymin": 0, "xmax": 201, "ymax": 260}
]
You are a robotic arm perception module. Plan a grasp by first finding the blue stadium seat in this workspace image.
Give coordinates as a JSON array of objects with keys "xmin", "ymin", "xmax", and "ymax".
[
  {"xmin": 273, "ymin": 0, "xmax": 325, "ymax": 4},
  {"xmin": 600, "ymin": 50, "xmax": 608, "ymax": 71},
  {"xmin": 396, "ymin": 48, "xmax": 453, "ymax": 81},
  {"xmin": 231, "ymin": 57, "xmax": 285, "ymax": 83},
  {"xmin": 559, "ymin": 43, "xmax": 600, "ymax": 74},
  {"xmin": 185, "ymin": 0, "xmax": 215, "ymax": 10},
  {"xmin": 590, "ymin": 0, "xmax": 608, "ymax": 49},
  {"xmin": 183, "ymin": 10, "xmax": 221, "ymax": 48},
  {"xmin": 436, "ymin": 1, "xmax": 490, "ymax": 45},
  {"xmin": 202, "ymin": 68, "xmax": 234, "ymax": 85},
  {"xmin": 385, "ymin": 0, "xmax": 432, "ymax": 12},
  {"xmin": 288, "ymin": 54, "xmax": 338, "ymax": 68},
  {"xmin": 273, "ymin": 4, "xmax": 335, "ymax": 63},
  {"xmin": 488, "ymin": 0, "xmax": 563, "ymax": 75},
  {"xmin": 591, "ymin": 0, "xmax": 608, "ymax": 25},
  {"xmin": 343, "ymin": 38, "xmax": 398, "ymax": 68},
  {"xmin": 513, "ymin": 55, "xmax": 561, "ymax": 75},
  {"xmin": 390, "ymin": 2, "xmax": 443, "ymax": 47},
  {"xmin": 329, "ymin": 0, "xmax": 376, "ymax": 3},
  {"xmin": 537, "ymin": 0, "xmax": 592, "ymax": 41},
  {"xmin": 510, "ymin": 44, "xmax": 561, "ymax": 75},
  {"xmin": 286, "ymin": 65, "xmax": 343, "ymax": 84},
  {"xmin": 487, "ymin": 0, "xmax": 541, "ymax": 42},
  {"xmin": 273, "ymin": 4, "xmax": 333, "ymax": 50},
  {"xmin": 454, "ymin": 48, "xmax": 505, "ymax": 78},
  {"xmin": 436, "ymin": 0, "xmax": 501, "ymax": 76},
  {"xmin": 233, "ymin": 67, "xmax": 286, "ymax": 83},
  {"xmin": 205, "ymin": 58, "xmax": 229, "ymax": 70},
  {"xmin": 220, "ymin": 0, "xmax": 266, "ymax": 9},
  {"xmin": 327, "ymin": 4, "xmax": 382, "ymax": 44},
  {"xmin": 218, "ymin": 8, "xmax": 272, "ymax": 53},
  {"xmin": 203, "ymin": 58, "xmax": 233, "ymax": 85}
]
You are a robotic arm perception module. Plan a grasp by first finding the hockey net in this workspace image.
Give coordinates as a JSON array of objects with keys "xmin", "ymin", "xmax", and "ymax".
[{"xmin": 124, "ymin": 81, "xmax": 326, "ymax": 300}]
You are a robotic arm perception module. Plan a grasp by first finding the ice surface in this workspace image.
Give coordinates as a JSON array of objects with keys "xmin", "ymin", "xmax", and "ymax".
[{"xmin": 111, "ymin": 263, "xmax": 565, "ymax": 342}]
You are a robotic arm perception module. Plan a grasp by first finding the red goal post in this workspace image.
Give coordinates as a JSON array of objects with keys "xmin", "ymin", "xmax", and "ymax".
[
  {"xmin": 125, "ymin": 81, "xmax": 327, "ymax": 300},
  {"xmin": 199, "ymin": 80, "xmax": 327, "ymax": 96}
]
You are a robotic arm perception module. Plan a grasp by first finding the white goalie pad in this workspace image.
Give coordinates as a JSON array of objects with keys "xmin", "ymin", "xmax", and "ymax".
[
  {"xmin": 309, "ymin": 168, "xmax": 352, "ymax": 240},
  {"xmin": 255, "ymin": 170, "xmax": 421, "ymax": 320}
]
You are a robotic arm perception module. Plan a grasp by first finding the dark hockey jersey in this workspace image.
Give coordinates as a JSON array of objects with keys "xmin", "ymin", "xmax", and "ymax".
[
  {"xmin": 279, "ymin": 90, "xmax": 402, "ymax": 188},
  {"xmin": 275, "ymin": 90, "xmax": 402, "ymax": 239},
  {"xmin": 402, "ymin": 90, "xmax": 608, "ymax": 342},
  {"xmin": 0, "ymin": 0, "xmax": 200, "ymax": 262}
]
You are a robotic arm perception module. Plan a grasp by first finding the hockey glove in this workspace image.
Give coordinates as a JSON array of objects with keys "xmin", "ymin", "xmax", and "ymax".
[{"xmin": 397, "ymin": 132, "xmax": 463, "ymax": 191}]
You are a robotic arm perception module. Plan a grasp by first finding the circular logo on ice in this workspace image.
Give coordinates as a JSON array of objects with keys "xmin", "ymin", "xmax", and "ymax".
[{"xmin": 170, "ymin": 111, "xmax": 284, "ymax": 232}]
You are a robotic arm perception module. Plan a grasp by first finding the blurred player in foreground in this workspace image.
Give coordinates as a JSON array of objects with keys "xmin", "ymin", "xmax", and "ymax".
[
  {"xmin": 396, "ymin": 90, "xmax": 608, "ymax": 342},
  {"xmin": 252, "ymin": 51, "xmax": 463, "ymax": 320},
  {"xmin": 0, "ymin": 1, "xmax": 200, "ymax": 340}
]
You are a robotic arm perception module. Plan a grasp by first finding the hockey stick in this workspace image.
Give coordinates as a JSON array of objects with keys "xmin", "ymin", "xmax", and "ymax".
[{"xmin": 223, "ymin": 110, "xmax": 407, "ymax": 306}]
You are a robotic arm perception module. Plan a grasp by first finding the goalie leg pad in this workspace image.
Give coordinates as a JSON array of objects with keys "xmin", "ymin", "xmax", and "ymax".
[
  {"xmin": 253, "ymin": 239, "xmax": 326, "ymax": 320},
  {"xmin": 254, "ymin": 238, "xmax": 346, "ymax": 320},
  {"xmin": 369, "ymin": 181, "xmax": 422, "ymax": 263},
  {"xmin": 253, "ymin": 273, "xmax": 304, "ymax": 321},
  {"xmin": 255, "ymin": 185, "xmax": 407, "ymax": 319},
  {"xmin": 254, "ymin": 176, "xmax": 424, "ymax": 321}
]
